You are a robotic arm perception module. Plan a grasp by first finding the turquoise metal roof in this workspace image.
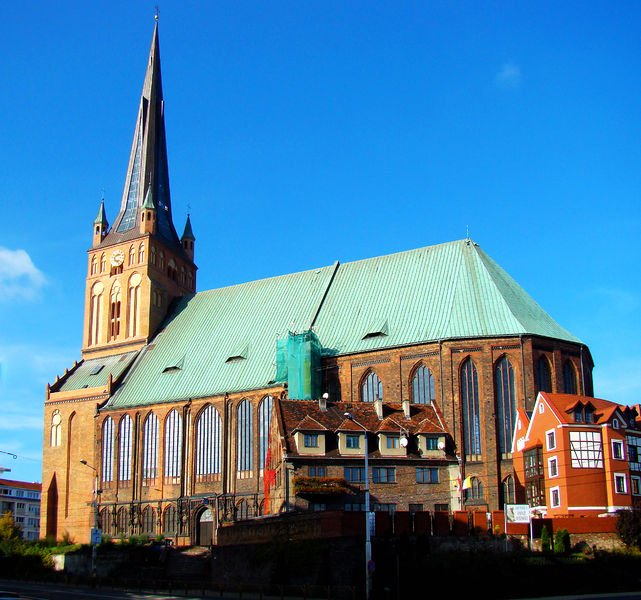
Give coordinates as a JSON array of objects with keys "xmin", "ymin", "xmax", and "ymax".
[
  {"xmin": 105, "ymin": 239, "xmax": 580, "ymax": 409},
  {"xmin": 57, "ymin": 352, "xmax": 138, "ymax": 393}
]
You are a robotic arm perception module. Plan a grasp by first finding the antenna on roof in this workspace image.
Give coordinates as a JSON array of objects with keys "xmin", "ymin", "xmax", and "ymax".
[
  {"xmin": 155, "ymin": 5, "xmax": 160, "ymax": 21},
  {"xmin": 466, "ymin": 224, "xmax": 470, "ymax": 240}
]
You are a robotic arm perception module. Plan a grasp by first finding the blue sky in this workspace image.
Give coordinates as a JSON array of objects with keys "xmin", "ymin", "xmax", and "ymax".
[{"xmin": 1, "ymin": 1, "xmax": 640, "ymax": 483}]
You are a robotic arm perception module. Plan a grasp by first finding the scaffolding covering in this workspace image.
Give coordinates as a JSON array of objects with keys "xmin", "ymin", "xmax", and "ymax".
[{"xmin": 275, "ymin": 330, "xmax": 322, "ymax": 400}]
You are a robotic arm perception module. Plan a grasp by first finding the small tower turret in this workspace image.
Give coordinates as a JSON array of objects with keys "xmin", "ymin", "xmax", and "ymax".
[
  {"xmin": 181, "ymin": 214, "xmax": 195, "ymax": 261},
  {"xmin": 140, "ymin": 183, "xmax": 157, "ymax": 235},
  {"xmin": 92, "ymin": 198, "xmax": 109, "ymax": 246}
]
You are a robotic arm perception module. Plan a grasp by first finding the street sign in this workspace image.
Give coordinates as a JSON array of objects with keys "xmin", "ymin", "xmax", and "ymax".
[
  {"xmin": 90, "ymin": 528, "xmax": 102, "ymax": 545},
  {"xmin": 505, "ymin": 504, "xmax": 531, "ymax": 524}
]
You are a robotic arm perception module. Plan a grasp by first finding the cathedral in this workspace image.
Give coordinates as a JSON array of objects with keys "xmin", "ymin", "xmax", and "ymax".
[{"xmin": 41, "ymin": 24, "xmax": 593, "ymax": 545}]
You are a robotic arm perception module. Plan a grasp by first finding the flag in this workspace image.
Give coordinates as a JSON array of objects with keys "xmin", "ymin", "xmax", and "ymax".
[{"xmin": 462, "ymin": 476, "xmax": 473, "ymax": 490}]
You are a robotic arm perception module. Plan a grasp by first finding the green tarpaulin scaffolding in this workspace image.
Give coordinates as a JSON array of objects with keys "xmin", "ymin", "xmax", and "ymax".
[{"xmin": 275, "ymin": 330, "xmax": 322, "ymax": 400}]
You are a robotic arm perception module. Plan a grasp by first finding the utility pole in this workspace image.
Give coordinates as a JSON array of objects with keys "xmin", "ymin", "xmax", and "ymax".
[{"xmin": 80, "ymin": 460, "xmax": 100, "ymax": 578}]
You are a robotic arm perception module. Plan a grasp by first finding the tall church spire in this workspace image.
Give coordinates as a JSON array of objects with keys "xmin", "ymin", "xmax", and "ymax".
[{"xmin": 102, "ymin": 22, "xmax": 181, "ymax": 252}]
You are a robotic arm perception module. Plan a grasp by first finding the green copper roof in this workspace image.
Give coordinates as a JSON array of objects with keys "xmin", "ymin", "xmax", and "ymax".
[
  {"xmin": 105, "ymin": 239, "xmax": 581, "ymax": 409},
  {"xmin": 57, "ymin": 352, "xmax": 138, "ymax": 393}
]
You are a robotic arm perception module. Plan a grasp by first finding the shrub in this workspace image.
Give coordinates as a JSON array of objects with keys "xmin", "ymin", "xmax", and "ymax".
[
  {"xmin": 616, "ymin": 508, "xmax": 641, "ymax": 549},
  {"xmin": 541, "ymin": 525, "xmax": 551, "ymax": 553},
  {"xmin": 554, "ymin": 529, "xmax": 570, "ymax": 555}
]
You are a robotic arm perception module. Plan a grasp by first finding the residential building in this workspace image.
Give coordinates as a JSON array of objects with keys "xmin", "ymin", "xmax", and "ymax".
[
  {"xmin": 41, "ymin": 22, "xmax": 594, "ymax": 546},
  {"xmin": 0, "ymin": 478, "xmax": 42, "ymax": 540},
  {"xmin": 512, "ymin": 393, "xmax": 641, "ymax": 517},
  {"xmin": 265, "ymin": 396, "xmax": 456, "ymax": 516}
]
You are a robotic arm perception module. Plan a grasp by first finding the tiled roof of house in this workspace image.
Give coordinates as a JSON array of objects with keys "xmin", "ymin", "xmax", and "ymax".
[
  {"xmin": 539, "ymin": 393, "xmax": 637, "ymax": 427},
  {"xmin": 0, "ymin": 479, "xmax": 42, "ymax": 491},
  {"xmin": 102, "ymin": 239, "xmax": 583, "ymax": 409},
  {"xmin": 275, "ymin": 399, "xmax": 450, "ymax": 457}
]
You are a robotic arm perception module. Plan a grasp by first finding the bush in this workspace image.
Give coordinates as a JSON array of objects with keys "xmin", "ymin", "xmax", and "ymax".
[
  {"xmin": 541, "ymin": 525, "xmax": 551, "ymax": 553},
  {"xmin": 554, "ymin": 529, "xmax": 570, "ymax": 555},
  {"xmin": 616, "ymin": 509, "xmax": 641, "ymax": 549}
]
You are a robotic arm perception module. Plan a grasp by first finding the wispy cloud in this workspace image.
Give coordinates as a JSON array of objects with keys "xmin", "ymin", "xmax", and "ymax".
[
  {"xmin": 495, "ymin": 61, "xmax": 521, "ymax": 89},
  {"xmin": 0, "ymin": 247, "xmax": 46, "ymax": 301}
]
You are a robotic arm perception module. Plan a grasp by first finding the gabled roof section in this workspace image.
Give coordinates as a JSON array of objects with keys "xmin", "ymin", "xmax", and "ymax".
[
  {"xmin": 54, "ymin": 352, "xmax": 138, "ymax": 393},
  {"xmin": 375, "ymin": 416, "xmax": 405, "ymax": 433},
  {"xmin": 292, "ymin": 415, "xmax": 328, "ymax": 433},
  {"xmin": 100, "ymin": 23, "xmax": 184, "ymax": 256},
  {"xmin": 312, "ymin": 239, "xmax": 581, "ymax": 356},
  {"xmin": 540, "ymin": 392, "xmax": 632, "ymax": 427},
  {"xmin": 105, "ymin": 265, "xmax": 337, "ymax": 408}
]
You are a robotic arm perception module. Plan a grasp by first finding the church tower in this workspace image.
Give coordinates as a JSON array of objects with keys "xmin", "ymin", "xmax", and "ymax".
[{"xmin": 83, "ymin": 23, "xmax": 196, "ymax": 359}]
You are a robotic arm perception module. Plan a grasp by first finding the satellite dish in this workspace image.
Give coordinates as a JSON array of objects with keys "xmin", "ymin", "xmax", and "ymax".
[
  {"xmin": 437, "ymin": 440, "xmax": 446, "ymax": 451},
  {"xmin": 400, "ymin": 436, "xmax": 409, "ymax": 448}
]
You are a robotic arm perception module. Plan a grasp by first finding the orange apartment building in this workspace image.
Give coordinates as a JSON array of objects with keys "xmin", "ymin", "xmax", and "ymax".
[{"xmin": 512, "ymin": 393, "xmax": 641, "ymax": 517}]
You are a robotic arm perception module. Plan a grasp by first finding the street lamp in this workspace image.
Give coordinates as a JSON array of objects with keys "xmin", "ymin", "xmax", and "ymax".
[
  {"xmin": 80, "ymin": 459, "xmax": 100, "ymax": 578},
  {"xmin": 344, "ymin": 412, "xmax": 372, "ymax": 600}
]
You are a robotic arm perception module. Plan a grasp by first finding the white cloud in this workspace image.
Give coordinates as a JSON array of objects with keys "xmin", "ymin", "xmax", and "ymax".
[
  {"xmin": 0, "ymin": 247, "xmax": 46, "ymax": 301},
  {"xmin": 496, "ymin": 62, "xmax": 521, "ymax": 89}
]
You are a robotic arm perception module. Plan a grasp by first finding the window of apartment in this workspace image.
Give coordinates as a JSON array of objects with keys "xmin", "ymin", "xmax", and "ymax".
[
  {"xmin": 344, "ymin": 467, "xmax": 365, "ymax": 483},
  {"xmin": 631, "ymin": 477, "xmax": 641, "ymax": 496},
  {"xmin": 346, "ymin": 434, "xmax": 361, "ymax": 449},
  {"xmin": 425, "ymin": 436, "xmax": 439, "ymax": 450},
  {"xmin": 27, "ymin": 492, "xmax": 39, "ymax": 499},
  {"xmin": 409, "ymin": 503, "xmax": 423, "ymax": 514},
  {"xmin": 416, "ymin": 467, "xmax": 439, "ymax": 484},
  {"xmin": 386, "ymin": 435, "xmax": 400, "ymax": 449},
  {"xmin": 344, "ymin": 503, "xmax": 366, "ymax": 511},
  {"xmin": 304, "ymin": 433, "xmax": 319, "ymax": 448},
  {"xmin": 570, "ymin": 430, "xmax": 603, "ymax": 468},
  {"xmin": 309, "ymin": 466, "xmax": 327, "ymax": 477},
  {"xmin": 612, "ymin": 440, "xmax": 625, "ymax": 460},
  {"xmin": 372, "ymin": 467, "xmax": 396, "ymax": 483},
  {"xmin": 628, "ymin": 436, "xmax": 641, "ymax": 472},
  {"xmin": 16, "ymin": 503, "xmax": 25, "ymax": 510},
  {"xmin": 310, "ymin": 503, "xmax": 327, "ymax": 512},
  {"xmin": 548, "ymin": 457, "xmax": 558, "ymax": 478},
  {"xmin": 374, "ymin": 503, "xmax": 397, "ymax": 514},
  {"xmin": 434, "ymin": 503, "xmax": 449, "ymax": 512},
  {"xmin": 546, "ymin": 430, "xmax": 556, "ymax": 451},
  {"xmin": 550, "ymin": 487, "xmax": 561, "ymax": 508},
  {"xmin": 15, "ymin": 490, "xmax": 23, "ymax": 498},
  {"xmin": 15, "ymin": 517, "xmax": 24, "ymax": 524},
  {"xmin": 615, "ymin": 473, "xmax": 627, "ymax": 494}
]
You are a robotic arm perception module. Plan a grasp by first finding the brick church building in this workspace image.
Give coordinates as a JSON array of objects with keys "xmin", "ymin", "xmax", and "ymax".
[{"xmin": 41, "ymin": 23, "xmax": 593, "ymax": 545}]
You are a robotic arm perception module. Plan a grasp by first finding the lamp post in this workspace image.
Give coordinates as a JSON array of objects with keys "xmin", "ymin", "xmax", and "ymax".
[
  {"xmin": 344, "ymin": 412, "xmax": 372, "ymax": 600},
  {"xmin": 80, "ymin": 459, "xmax": 100, "ymax": 578}
]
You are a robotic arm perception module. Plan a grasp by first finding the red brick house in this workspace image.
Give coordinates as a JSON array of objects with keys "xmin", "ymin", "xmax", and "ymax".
[{"xmin": 512, "ymin": 393, "xmax": 641, "ymax": 517}]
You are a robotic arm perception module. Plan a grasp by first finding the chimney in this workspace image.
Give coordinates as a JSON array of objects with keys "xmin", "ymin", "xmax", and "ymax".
[
  {"xmin": 319, "ymin": 392, "xmax": 328, "ymax": 412},
  {"xmin": 402, "ymin": 399, "xmax": 411, "ymax": 419},
  {"xmin": 374, "ymin": 396, "xmax": 383, "ymax": 420}
]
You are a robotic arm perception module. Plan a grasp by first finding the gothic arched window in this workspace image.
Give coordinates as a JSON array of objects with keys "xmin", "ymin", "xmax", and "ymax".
[
  {"xmin": 461, "ymin": 358, "xmax": 481, "ymax": 457},
  {"xmin": 361, "ymin": 370, "xmax": 383, "ymax": 402},
  {"xmin": 127, "ymin": 273, "xmax": 141, "ymax": 338},
  {"xmin": 163, "ymin": 505, "xmax": 177, "ymax": 535},
  {"xmin": 109, "ymin": 282, "xmax": 122, "ymax": 340},
  {"xmin": 495, "ymin": 356, "xmax": 516, "ymax": 454},
  {"xmin": 101, "ymin": 416, "xmax": 114, "ymax": 483},
  {"xmin": 118, "ymin": 415, "xmax": 133, "ymax": 483},
  {"xmin": 258, "ymin": 395, "xmax": 273, "ymax": 471},
  {"xmin": 91, "ymin": 255, "xmax": 98, "ymax": 275},
  {"xmin": 164, "ymin": 409, "xmax": 182, "ymax": 483},
  {"xmin": 535, "ymin": 355, "xmax": 552, "ymax": 393},
  {"xmin": 138, "ymin": 242, "xmax": 145, "ymax": 263},
  {"xmin": 412, "ymin": 365, "xmax": 435, "ymax": 404},
  {"xmin": 141, "ymin": 506, "xmax": 156, "ymax": 535},
  {"xmin": 89, "ymin": 282, "xmax": 104, "ymax": 346},
  {"xmin": 464, "ymin": 476, "xmax": 484, "ymax": 501},
  {"xmin": 142, "ymin": 412, "xmax": 158, "ymax": 484},
  {"xmin": 128, "ymin": 245, "xmax": 135, "ymax": 266},
  {"xmin": 236, "ymin": 399, "xmax": 253, "ymax": 474},
  {"xmin": 50, "ymin": 410, "xmax": 62, "ymax": 447},
  {"xmin": 195, "ymin": 405, "xmax": 222, "ymax": 482},
  {"xmin": 100, "ymin": 253, "xmax": 106, "ymax": 273},
  {"xmin": 563, "ymin": 360, "xmax": 577, "ymax": 394},
  {"xmin": 502, "ymin": 475, "xmax": 516, "ymax": 507}
]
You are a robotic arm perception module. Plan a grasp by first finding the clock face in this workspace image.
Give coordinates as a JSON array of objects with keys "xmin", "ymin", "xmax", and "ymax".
[{"xmin": 110, "ymin": 250, "xmax": 125, "ymax": 267}]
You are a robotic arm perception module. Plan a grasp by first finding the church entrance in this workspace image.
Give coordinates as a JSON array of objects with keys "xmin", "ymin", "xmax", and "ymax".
[{"xmin": 195, "ymin": 506, "xmax": 214, "ymax": 546}]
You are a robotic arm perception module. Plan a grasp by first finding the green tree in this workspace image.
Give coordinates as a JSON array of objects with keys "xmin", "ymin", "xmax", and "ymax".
[
  {"xmin": 554, "ymin": 528, "xmax": 570, "ymax": 554},
  {"xmin": 616, "ymin": 508, "xmax": 641, "ymax": 549},
  {"xmin": 0, "ymin": 512, "xmax": 22, "ymax": 541},
  {"xmin": 540, "ymin": 525, "xmax": 551, "ymax": 553}
]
